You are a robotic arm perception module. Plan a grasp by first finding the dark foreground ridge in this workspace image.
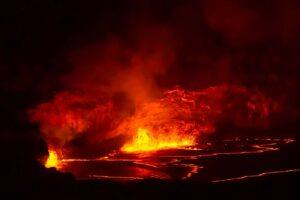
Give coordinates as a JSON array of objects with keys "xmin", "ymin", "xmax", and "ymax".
[{"xmin": 3, "ymin": 168, "xmax": 300, "ymax": 200}]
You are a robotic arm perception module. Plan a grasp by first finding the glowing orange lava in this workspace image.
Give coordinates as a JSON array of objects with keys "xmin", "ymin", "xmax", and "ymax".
[
  {"xmin": 45, "ymin": 150, "xmax": 60, "ymax": 168},
  {"xmin": 121, "ymin": 128, "xmax": 195, "ymax": 152}
]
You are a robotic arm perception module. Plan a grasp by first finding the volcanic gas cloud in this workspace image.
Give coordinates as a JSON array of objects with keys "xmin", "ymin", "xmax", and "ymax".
[
  {"xmin": 30, "ymin": 82, "xmax": 277, "ymax": 159},
  {"xmin": 27, "ymin": 5, "xmax": 285, "ymax": 164}
]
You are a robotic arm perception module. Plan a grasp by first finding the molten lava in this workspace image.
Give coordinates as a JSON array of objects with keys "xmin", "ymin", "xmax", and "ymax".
[
  {"xmin": 121, "ymin": 128, "xmax": 195, "ymax": 152},
  {"xmin": 45, "ymin": 150, "xmax": 60, "ymax": 168}
]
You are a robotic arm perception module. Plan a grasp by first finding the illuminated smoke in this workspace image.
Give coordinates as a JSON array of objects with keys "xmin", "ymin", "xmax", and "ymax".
[
  {"xmin": 26, "ymin": 0, "xmax": 297, "ymax": 157},
  {"xmin": 29, "ymin": 84, "xmax": 278, "ymax": 154}
]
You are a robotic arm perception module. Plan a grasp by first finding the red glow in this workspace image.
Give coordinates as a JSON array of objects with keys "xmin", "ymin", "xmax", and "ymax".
[{"xmin": 29, "ymin": 84, "xmax": 277, "ymax": 155}]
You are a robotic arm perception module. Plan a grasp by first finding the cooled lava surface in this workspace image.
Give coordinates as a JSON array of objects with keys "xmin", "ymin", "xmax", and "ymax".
[{"xmin": 56, "ymin": 137, "xmax": 299, "ymax": 182}]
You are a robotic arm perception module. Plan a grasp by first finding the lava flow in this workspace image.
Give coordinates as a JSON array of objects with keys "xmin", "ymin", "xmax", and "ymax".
[{"xmin": 54, "ymin": 137, "xmax": 296, "ymax": 180}]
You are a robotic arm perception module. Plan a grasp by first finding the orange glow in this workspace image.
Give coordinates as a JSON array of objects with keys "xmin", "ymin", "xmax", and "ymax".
[
  {"xmin": 45, "ymin": 150, "xmax": 60, "ymax": 168},
  {"xmin": 30, "ymin": 84, "xmax": 277, "ymax": 156},
  {"xmin": 122, "ymin": 128, "xmax": 195, "ymax": 152}
]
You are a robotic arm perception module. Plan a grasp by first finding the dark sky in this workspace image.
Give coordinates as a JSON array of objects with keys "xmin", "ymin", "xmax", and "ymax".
[{"xmin": 2, "ymin": 0, "xmax": 300, "ymax": 96}]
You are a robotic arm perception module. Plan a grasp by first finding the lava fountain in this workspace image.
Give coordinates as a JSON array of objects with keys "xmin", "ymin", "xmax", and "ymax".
[
  {"xmin": 45, "ymin": 150, "xmax": 60, "ymax": 168},
  {"xmin": 121, "ymin": 127, "xmax": 195, "ymax": 153}
]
